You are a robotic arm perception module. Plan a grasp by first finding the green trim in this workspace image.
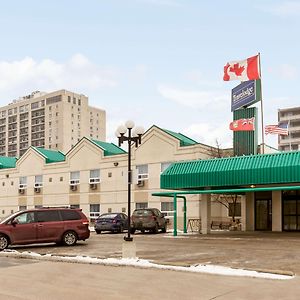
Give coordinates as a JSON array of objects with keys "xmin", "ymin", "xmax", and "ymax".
[
  {"xmin": 162, "ymin": 128, "xmax": 198, "ymax": 147},
  {"xmin": 0, "ymin": 156, "xmax": 17, "ymax": 169},
  {"xmin": 33, "ymin": 147, "xmax": 65, "ymax": 163},
  {"xmin": 153, "ymin": 185, "xmax": 300, "ymax": 197},
  {"xmin": 90, "ymin": 139, "xmax": 127, "ymax": 156}
]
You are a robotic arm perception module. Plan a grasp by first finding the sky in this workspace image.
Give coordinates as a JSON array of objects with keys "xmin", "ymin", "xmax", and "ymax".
[{"xmin": 0, "ymin": 0, "xmax": 300, "ymax": 149}]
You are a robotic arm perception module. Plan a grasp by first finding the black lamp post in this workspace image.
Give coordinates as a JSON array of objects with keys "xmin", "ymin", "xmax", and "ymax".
[{"xmin": 116, "ymin": 120, "xmax": 144, "ymax": 241}]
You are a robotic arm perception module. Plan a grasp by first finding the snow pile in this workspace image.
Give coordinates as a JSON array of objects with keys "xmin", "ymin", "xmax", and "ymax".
[{"xmin": 0, "ymin": 249, "xmax": 293, "ymax": 280}]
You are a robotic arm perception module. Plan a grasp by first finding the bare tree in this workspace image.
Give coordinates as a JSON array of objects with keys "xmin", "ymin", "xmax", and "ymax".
[{"xmin": 212, "ymin": 194, "xmax": 239, "ymax": 223}]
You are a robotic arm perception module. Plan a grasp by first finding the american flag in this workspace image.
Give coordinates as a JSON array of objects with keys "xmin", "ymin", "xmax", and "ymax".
[{"xmin": 265, "ymin": 122, "xmax": 289, "ymax": 135}]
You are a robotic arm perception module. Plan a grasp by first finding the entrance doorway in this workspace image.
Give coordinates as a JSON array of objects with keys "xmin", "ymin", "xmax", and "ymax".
[
  {"xmin": 282, "ymin": 190, "xmax": 300, "ymax": 231},
  {"xmin": 255, "ymin": 199, "xmax": 272, "ymax": 230}
]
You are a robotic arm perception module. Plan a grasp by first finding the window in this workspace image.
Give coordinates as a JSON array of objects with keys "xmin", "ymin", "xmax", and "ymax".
[
  {"xmin": 90, "ymin": 169, "xmax": 100, "ymax": 183},
  {"xmin": 60, "ymin": 177, "xmax": 63, "ymax": 182},
  {"xmin": 136, "ymin": 202, "xmax": 148, "ymax": 209},
  {"xmin": 31, "ymin": 102, "xmax": 39, "ymax": 110},
  {"xmin": 14, "ymin": 212, "xmax": 35, "ymax": 224},
  {"xmin": 90, "ymin": 204, "xmax": 100, "ymax": 221},
  {"xmin": 161, "ymin": 162, "xmax": 172, "ymax": 173},
  {"xmin": 19, "ymin": 176, "xmax": 27, "ymax": 189},
  {"xmin": 70, "ymin": 171, "xmax": 80, "ymax": 185},
  {"xmin": 35, "ymin": 175, "xmax": 43, "ymax": 187},
  {"xmin": 61, "ymin": 210, "xmax": 81, "ymax": 220},
  {"xmin": 136, "ymin": 164, "xmax": 148, "ymax": 181},
  {"xmin": 161, "ymin": 202, "xmax": 174, "ymax": 217},
  {"xmin": 36, "ymin": 210, "xmax": 60, "ymax": 222},
  {"xmin": 19, "ymin": 205, "xmax": 27, "ymax": 211},
  {"xmin": 229, "ymin": 203, "xmax": 241, "ymax": 217}
]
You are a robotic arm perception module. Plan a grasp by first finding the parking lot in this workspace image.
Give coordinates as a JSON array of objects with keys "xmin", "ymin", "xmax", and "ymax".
[
  {"xmin": 4, "ymin": 230, "xmax": 300, "ymax": 275},
  {"xmin": 2, "ymin": 230, "xmax": 300, "ymax": 299}
]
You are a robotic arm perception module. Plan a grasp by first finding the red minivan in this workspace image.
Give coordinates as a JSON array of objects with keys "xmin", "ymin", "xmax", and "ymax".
[{"xmin": 0, "ymin": 207, "xmax": 90, "ymax": 250}]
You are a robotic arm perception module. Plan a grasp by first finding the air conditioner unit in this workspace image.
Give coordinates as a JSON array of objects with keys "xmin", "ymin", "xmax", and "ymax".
[
  {"xmin": 70, "ymin": 185, "xmax": 77, "ymax": 191},
  {"xmin": 137, "ymin": 180, "xmax": 144, "ymax": 187},
  {"xmin": 19, "ymin": 184, "xmax": 27, "ymax": 189},
  {"xmin": 90, "ymin": 183, "xmax": 97, "ymax": 190},
  {"xmin": 19, "ymin": 188, "xmax": 25, "ymax": 194},
  {"xmin": 89, "ymin": 178, "xmax": 100, "ymax": 184},
  {"xmin": 34, "ymin": 187, "xmax": 41, "ymax": 193},
  {"xmin": 69, "ymin": 179, "xmax": 79, "ymax": 186},
  {"xmin": 34, "ymin": 183, "xmax": 43, "ymax": 188}
]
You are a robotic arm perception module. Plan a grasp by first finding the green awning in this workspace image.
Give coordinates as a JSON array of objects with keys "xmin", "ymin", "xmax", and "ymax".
[{"xmin": 161, "ymin": 151, "xmax": 300, "ymax": 190}]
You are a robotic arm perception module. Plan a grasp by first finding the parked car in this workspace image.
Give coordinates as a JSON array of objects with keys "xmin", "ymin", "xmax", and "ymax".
[
  {"xmin": 94, "ymin": 213, "xmax": 128, "ymax": 234},
  {"xmin": 131, "ymin": 208, "xmax": 167, "ymax": 234},
  {"xmin": 0, "ymin": 207, "xmax": 90, "ymax": 250}
]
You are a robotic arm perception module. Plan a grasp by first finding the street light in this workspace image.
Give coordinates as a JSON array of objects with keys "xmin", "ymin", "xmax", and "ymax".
[{"xmin": 115, "ymin": 120, "xmax": 144, "ymax": 241}]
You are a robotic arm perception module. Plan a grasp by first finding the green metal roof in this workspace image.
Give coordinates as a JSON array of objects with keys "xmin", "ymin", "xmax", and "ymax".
[
  {"xmin": 0, "ymin": 156, "xmax": 17, "ymax": 169},
  {"xmin": 161, "ymin": 151, "xmax": 300, "ymax": 190},
  {"xmin": 161, "ymin": 128, "xmax": 198, "ymax": 147},
  {"xmin": 33, "ymin": 147, "xmax": 65, "ymax": 163},
  {"xmin": 91, "ymin": 139, "xmax": 127, "ymax": 156}
]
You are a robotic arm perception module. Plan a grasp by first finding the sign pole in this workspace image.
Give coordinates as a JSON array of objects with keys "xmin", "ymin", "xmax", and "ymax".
[{"xmin": 258, "ymin": 52, "xmax": 265, "ymax": 154}]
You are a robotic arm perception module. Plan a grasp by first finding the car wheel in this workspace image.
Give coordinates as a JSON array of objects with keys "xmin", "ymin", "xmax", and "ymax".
[
  {"xmin": 130, "ymin": 228, "xmax": 136, "ymax": 234},
  {"xmin": 119, "ymin": 225, "xmax": 124, "ymax": 233},
  {"xmin": 95, "ymin": 230, "xmax": 101, "ymax": 234},
  {"xmin": 141, "ymin": 229, "xmax": 145, "ymax": 234},
  {"xmin": 0, "ymin": 234, "xmax": 9, "ymax": 251},
  {"xmin": 62, "ymin": 231, "xmax": 78, "ymax": 246},
  {"xmin": 153, "ymin": 223, "xmax": 159, "ymax": 234},
  {"xmin": 161, "ymin": 224, "xmax": 167, "ymax": 233}
]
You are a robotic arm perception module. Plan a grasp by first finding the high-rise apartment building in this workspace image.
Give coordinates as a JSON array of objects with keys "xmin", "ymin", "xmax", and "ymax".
[
  {"xmin": 278, "ymin": 106, "xmax": 300, "ymax": 151},
  {"xmin": 0, "ymin": 89, "xmax": 106, "ymax": 156}
]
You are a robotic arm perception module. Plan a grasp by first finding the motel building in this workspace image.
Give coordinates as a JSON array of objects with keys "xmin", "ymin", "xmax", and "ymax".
[{"xmin": 0, "ymin": 123, "xmax": 299, "ymax": 235}]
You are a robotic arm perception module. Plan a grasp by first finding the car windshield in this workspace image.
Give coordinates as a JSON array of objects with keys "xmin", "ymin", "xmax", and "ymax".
[
  {"xmin": 133, "ymin": 210, "xmax": 152, "ymax": 216},
  {"xmin": 99, "ymin": 214, "xmax": 118, "ymax": 219},
  {"xmin": 0, "ymin": 211, "xmax": 24, "ymax": 224}
]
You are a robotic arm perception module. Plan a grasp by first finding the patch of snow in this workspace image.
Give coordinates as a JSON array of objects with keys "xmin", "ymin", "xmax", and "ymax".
[{"xmin": 0, "ymin": 250, "xmax": 293, "ymax": 280}]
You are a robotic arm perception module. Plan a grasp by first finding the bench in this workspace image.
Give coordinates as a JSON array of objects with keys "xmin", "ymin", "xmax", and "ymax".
[{"xmin": 211, "ymin": 221, "xmax": 232, "ymax": 230}]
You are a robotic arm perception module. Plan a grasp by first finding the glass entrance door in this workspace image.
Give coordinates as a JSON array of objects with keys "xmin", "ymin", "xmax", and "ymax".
[{"xmin": 255, "ymin": 199, "xmax": 272, "ymax": 230}]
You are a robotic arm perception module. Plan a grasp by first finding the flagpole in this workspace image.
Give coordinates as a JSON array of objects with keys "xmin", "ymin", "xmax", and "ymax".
[
  {"xmin": 288, "ymin": 120, "xmax": 291, "ymax": 151},
  {"xmin": 258, "ymin": 52, "xmax": 265, "ymax": 154}
]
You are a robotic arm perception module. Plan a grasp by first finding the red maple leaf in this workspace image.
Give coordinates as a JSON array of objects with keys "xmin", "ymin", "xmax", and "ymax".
[{"xmin": 229, "ymin": 63, "xmax": 245, "ymax": 76}]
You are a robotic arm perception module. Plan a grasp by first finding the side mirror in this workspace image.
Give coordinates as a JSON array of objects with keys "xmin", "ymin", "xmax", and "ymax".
[{"xmin": 11, "ymin": 220, "xmax": 18, "ymax": 226}]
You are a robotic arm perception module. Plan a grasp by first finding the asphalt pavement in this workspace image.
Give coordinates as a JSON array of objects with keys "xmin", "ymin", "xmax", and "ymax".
[{"xmin": 1, "ymin": 230, "xmax": 300, "ymax": 299}]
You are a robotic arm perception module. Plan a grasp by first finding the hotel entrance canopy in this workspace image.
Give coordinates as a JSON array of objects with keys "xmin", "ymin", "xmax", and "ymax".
[{"xmin": 153, "ymin": 151, "xmax": 300, "ymax": 236}]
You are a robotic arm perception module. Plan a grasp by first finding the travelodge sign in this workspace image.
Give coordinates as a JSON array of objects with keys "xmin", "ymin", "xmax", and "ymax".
[{"xmin": 231, "ymin": 79, "xmax": 261, "ymax": 112}]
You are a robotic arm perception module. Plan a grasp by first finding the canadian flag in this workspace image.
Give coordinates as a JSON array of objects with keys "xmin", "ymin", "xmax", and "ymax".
[{"xmin": 223, "ymin": 55, "xmax": 260, "ymax": 82}]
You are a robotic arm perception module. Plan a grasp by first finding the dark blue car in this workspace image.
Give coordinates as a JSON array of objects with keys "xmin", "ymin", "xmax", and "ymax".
[{"xmin": 94, "ymin": 213, "xmax": 128, "ymax": 234}]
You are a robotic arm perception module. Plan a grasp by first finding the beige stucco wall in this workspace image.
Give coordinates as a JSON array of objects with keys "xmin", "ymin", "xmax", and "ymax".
[{"xmin": 0, "ymin": 126, "xmax": 232, "ymax": 229}]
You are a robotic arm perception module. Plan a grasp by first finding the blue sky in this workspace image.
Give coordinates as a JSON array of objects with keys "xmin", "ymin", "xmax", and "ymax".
[{"xmin": 0, "ymin": 0, "xmax": 299, "ymax": 148}]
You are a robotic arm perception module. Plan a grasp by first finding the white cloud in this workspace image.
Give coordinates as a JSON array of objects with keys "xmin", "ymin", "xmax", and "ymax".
[
  {"xmin": 157, "ymin": 85, "xmax": 229, "ymax": 111},
  {"xmin": 0, "ymin": 54, "xmax": 118, "ymax": 102},
  {"xmin": 278, "ymin": 64, "xmax": 298, "ymax": 79},
  {"xmin": 260, "ymin": 1, "xmax": 300, "ymax": 16},
  {"xmin": 183, "ymin": 123, "xmax": 233, "ymax": 148}
]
